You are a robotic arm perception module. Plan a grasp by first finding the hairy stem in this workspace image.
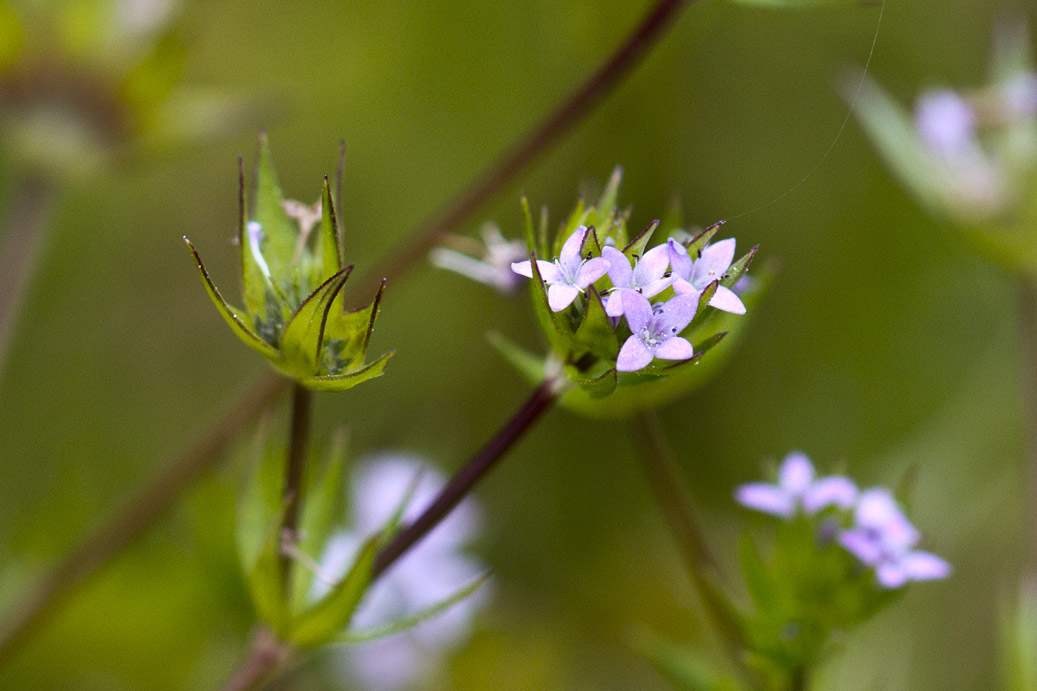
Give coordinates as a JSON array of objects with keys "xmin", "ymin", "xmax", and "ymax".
[
  {"xmin": 1019, "ymin": 274, "xmax": 1037, "ymax": 575},
  {"xmin": 354, "ymin": 0, "xmax": 693, "ymax": 298},
  {"xmin": 373, "ymin": 380, "xmax": 558, "ymax": 577},
  {"xmin": 0, "ymin": 375, "xmax": 288, "ymax": 665},
  {"xmin": 279, "ymin": 384, "xmax": 313, "ymax": 589},
  {"xmin": 0, "ymin": 0, "xmax": 694, "ymax": 667},
  {"xmin": 0, "ymin": 174, "xmax": 59, "ymax": 374}
]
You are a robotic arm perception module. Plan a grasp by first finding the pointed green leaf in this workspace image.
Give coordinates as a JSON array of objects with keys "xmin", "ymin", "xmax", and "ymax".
[
  {"xmin": 237, "ymin": 157, "xmax": 275, "ymax": 322},
  {"xmin": 623, "ymin": 220, "xmax": 660, "ymax": 259},
  {"xmin": 685, "ymin": 221, "xmax": 724, "ymax": 258},
  {"xmin": 253, "ymin": 134, "xmax": 304, "ymax": 298},
  {"xmin": 572, "ymin": 367, "xmax": 617, "ymax": 399},
  {"xmin": 596, "ymin": 166, "xmax": 623, "ymax": 213},
  {"xmin": 248, "ymin": 506, "xmax": 289, "ymax": 634},
  {"xmin": 278, "ymin": 268, "xmax": 352, "ymax": 377},
  {"xmin": 236, "ymin": 418, "xmax": 285, "ymax": 574},
  {"xmin": 721, "ymin": 246, "xmax": 759, "ymax": 289},
  {"xmin": 739, "ymin": 534, "xmax": 777, "ymax": 614},
  {"xmin": 323, "ymin": 279, "xmax": 386, "ymax": 372},
  {"xmin": 288, "ymin": 535, "xmax": 377, "ymax": 648},
  {"xmin": 555, "ymin": 198, "xmax": 587, "ymax": 257},
  {"xmin": 184, "ymin": 237, "xmax": 279, "ymax": 360},
  {"xmin": 320, "ymin": 177, "xmax": 343, "ymax": 279},
  {"xmin": 638, "ymin": 633, "xmax": 744, "ymax": 691},
  {"xmin": 336, "ymin": 572, "xmax": 491, "ymax": 644},
  {"xmin": 292, "ymin": 430, "xmax": 349, "ymax": 609},
  {"xmin": 301, "ymin": 350, "xmax": 394, "ymax": 392}
]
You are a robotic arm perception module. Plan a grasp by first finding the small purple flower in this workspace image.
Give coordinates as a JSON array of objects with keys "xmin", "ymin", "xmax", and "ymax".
[
  {"xmin": 838, "ymin": 488, "xmax": 951, "ymax": 589},
  {"xmin": 915, "ymin": 89, "xmax": 978, "ymax": 156},
  {"xmin": 511, "ymin": 225, "xmax": 610, "ymax": 311},
  {"xmin": 430, "ymin": 225, "xmax": 528, "ymax": 293},
  {"xmin": 667, "ymin": 238, "xmax": 746, "ymax": 315},
  {"xmin": 615, "ymin": 292, "xmax": 697, "ymax": 372},
  {"xmin": 736, "ymin": 452, "xmax": 859, "ymax": 519},
  {"xmin": 601, "ymin": 244, "xmax": 673, "ymax": 317}
]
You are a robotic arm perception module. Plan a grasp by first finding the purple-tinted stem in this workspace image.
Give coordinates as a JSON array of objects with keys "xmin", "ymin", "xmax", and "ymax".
[
  {"xmin": 373, "ymin": 380, "xmax": 557, "ymax": 578},
  {"xmin": 221, "ymin": 628, "xmax": 293, "ymax": 691},
  {"xmin": 279, "ymin": 384, "xmax": 313, "ymax": 589}
]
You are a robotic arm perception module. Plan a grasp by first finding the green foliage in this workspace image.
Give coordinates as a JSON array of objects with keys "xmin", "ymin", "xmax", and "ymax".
[{"xmin": 185, "ymin": 137, "xmax": 393, "ymax": 391}]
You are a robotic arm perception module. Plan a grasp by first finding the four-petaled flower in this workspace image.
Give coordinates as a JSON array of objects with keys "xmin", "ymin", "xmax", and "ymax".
[
  {"xmin": 615, "ymin": 292, "xmax": 698, "ymax": 372},
  {"xmin": 668, "ymin": 238, "xmax": 746, "ymax": 315},
  {"xmin": 736, "ymin": 452, "xmax": 858, "ymax": 518},
  {"xmin": 601, "ymin": 244, "xmax": 672, "ymax": 317},
  {"xmin": 838, "ymin": 488, "xmax": 952, "ymax": 589},
  {"xmin": 511, "ymin": 225, "xmax": 610, "ymax": 311}
]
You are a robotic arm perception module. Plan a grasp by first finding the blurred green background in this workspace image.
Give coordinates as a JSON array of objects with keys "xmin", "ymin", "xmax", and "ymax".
[{"xmin": 0, "ymin": 0, "xmax": 1028, "ymax": 688}]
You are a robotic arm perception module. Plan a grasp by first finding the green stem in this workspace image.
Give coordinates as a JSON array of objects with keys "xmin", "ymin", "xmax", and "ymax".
[
  {"xmin": 279, "ymin": 384, "xmax": 313, "ymax": 590},
  {"xmin": 0, "ymin": 174, "xmax": 58, "ymax": 375},
  {"xmin": 221, "ymin": 628, "xmax": 293, "ymax": 691}
]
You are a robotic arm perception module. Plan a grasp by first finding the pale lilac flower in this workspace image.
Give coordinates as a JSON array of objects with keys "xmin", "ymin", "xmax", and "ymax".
[
  {"xmin": 736, "ymin": 452, "xmax": 859, "ymax": 519},
  {"xmin": 316, "ymin": 455, "xmax": 487, "ymax": 691},
  {"xmin": 601, "ymin": 244, "xmax": 672, "ymax": 317},
  {"xmin": 246, "ymin": 221, "xmax": 272, "ymax": 279},
  {"xmin": 667, "ymin": 238, "xmax": 746, "ymax": 315},
  {"xmin": 615, "ymin": 292, "xmax": 697, "ymax": 372},
  {"xmin": 839, "ymin": 488, "xmax": 951, "ymax": 589},
  {"xmin": 430, "ymin": 225, "xmax": 528, "ymax": 293},
  {"xmin": 915, "ymin": 90, "xmax": 978, "ymax": 155},
  {"xmin": 511, "ymin": 225, "xmax": 610, "ymax": 311}
]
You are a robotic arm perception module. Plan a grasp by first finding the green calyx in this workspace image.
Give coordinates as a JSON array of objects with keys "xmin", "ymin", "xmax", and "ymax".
[{"xmin": 185, "ymin": 135, "xmax": 393, "ymax": 391}]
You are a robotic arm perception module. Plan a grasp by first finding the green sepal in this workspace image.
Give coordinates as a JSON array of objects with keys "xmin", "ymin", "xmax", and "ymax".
[
  {"xmin": 554, "ymin": 198, "xmax": 588, "ymax": 257},
  {"xmin": 253, "ymin": 133, "xmax": 303, "ymax": 301},
  {"xmin": 722, "ymin": 245, "xmax": 758, "ymax": 288},
  {"xmin": 276, "ymin": 268, "xmax": 353, "ymax": 378},
  {"xmin": 184, "ymin": 236, "xmax": 279, "ymax": 360},
  {"xmin": 623, "ymin": 220, "xmax": 660, "ymax": 260},
  {"xmin": 249, "ymin": 508, "xmax": 290, "ymax": 635},
  {"xmin": 335, "ymin": 572, "xmax": 492, "ymax": 645},
  {"xmin": 528, "ymin": 253, "xmax": 579, "ymax": 355},
  {"xmin": 486, "ymin": 332, "xmax": 546, "ymax": 385},
  {"xmin": 569, "ymin": 366, "xmax": 617, "ymax": 399},
  {"xmin": 684, "ymin": 221, "xmax": 724, "ymax": 258},
  {"xmin": 236, "ymin": 157, "xmax": 280, "ymax": 328},
  {"xmin": 521, "ymin": 196, "xmax": 548, "ymax": 259},
  {"xmin": 322, "ymin": 279, "xmax": 386, "ymax": 373},
  {"xmin": 287, "ymin": 535, "xmax": 377, "ymax": 649},
  {"xmin": 300, "ymin": 350, "xmax": 394, "ymax": 392},
  {"xmin": 291, "ymin": 430, "xmax": 350, "ymax": 610},
  {"xmin": 739, "ymin": 534, "xmax": 777, "ymax": 614},
  {"xmin": 320, "ymin": 177, "xmax": 344, "ymax": 281},
  {"xmin": 573, "ymin": 287, "xmax": 619, "ymax": 361}
]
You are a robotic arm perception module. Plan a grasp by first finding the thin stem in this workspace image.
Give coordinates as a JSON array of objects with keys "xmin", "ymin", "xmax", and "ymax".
[
  {"xmin": 0, "ymin": 174, "xmax": 59, "ymax": 374},
  {"xmin": 279, "ymin": 384, "xmax": 313, "ymax": 588},
  {"xmin": 221, "ymin": 628, "xmax": 293, "ymax": 691},
  {"xmin": 632, "ymin": 410, "xmax": 718, "ymax": 577},
  {"xmin": 0, "ymin": 374, "xmax": 289, "ymax": 665},
  {"xmin": 353, "ymin": 0, "xmax": 693, "ymax": 298},
  {"xmin": 373, "ymin": 380, "xmax": 558, "ymax": 577},
  {"xmin": 1018, "ymin": 274, "xmax": 1037, "ymax": 575}
]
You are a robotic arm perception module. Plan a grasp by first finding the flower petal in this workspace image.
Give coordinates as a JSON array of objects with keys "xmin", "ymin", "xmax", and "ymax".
[
  {"xmin": 616, "ymin": 335, "xmax": 654, "ymax": 372},
  {"xmin": 735, "ymin": 483, "xmax": 795, "ymax": 518},
  {"xmin": 653, "ymin": 336, "xmax": 693, "ymax": 361},
  {"xmin": 605, "ymin": 289, "xmax": 628, "ymax": 318},
  {"xmin": 802, "ymin": 476, "xmax": 858, "ymax": 514},
  {"xmin": 547, "ymin": 284, "xmax": 580, "ymax": 311},
  {"xmin": 510, "ymin": 260, "xmax": 533, "ymax": 278},
  {"xmin": 667, "ymin": 238, "xmax": 693, "ymax": 280},
  {"xmin": 692, "ymin": 238, "xmax": 736, "ymax": 286},
  {"xmin": 779, "ymin": 452, "xmax": 815, "ymax": 495},
  {"xmin": 559, "ymin": 225, "xmax": 588, "ymax": 270},
  {"xmin": 653, "ymin": 294, "xmax": 699, "ymax": 337},
  {"xmin": 901, "ymin": 550, "xmax": 952, "ymax": 582},
  {"xmin": 632, "ymin": 243, "xmax": 670, "ymax": 286},
  {"xmin": 575, "ymin": 256, "xmax": 610, "ymax": 288},
  {"xmin": 641, "ymin": 275, "xmax": 675, "ymax": 299},
  {"xmin": 708, "ymin": 286, "xmax": 747, "ymax": 315},
  {"xmin": 621, "ymin": 292, "xmax": 652, "ymax": 332},
  {"xmin": 839, "ymin": 529, "xmax": 883, "ymax": 565},
  {"xmin": 876, "ymin": 561, "xmax": 910, "ymax": 589},
  {"xmin": 602, "ymin": 246, "xmax": 632, "ymax": 288},
  {"xmin": 855, "ymin": 489, "xmax": 919, "ymax": 551}
]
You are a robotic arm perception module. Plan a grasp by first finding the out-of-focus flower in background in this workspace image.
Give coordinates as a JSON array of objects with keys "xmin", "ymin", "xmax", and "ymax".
[
  {"xmin": 316, "ymin": 455, "xmax": 488, "ymax": 691},
  {"xmin": 429, "ymin": 224, "xmax": 529, "ymax": 294}
]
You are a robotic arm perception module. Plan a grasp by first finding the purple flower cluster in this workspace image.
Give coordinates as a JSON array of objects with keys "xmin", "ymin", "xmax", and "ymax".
[
  {"xmin": 510, "ymin": 225, "xmax": 746, "ymax": 373},
  {"xmin": 737, "ymin": 453, "xmax": 951, "ymax": 589}
]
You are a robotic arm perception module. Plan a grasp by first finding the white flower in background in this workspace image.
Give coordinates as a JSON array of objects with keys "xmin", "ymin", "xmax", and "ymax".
[
  {"xmin": 839, "ymin": 488, "xmax": 952, "ymax": 589},
  {"xmin": 736, "ymin": 452, "xmax": 858, "ymax": 519},
  {"xmin": 429, "ymin": 225, "xmax": 529, "ymax": 294},
  {"xmin": 316, "ymin": 455, "xmax": 488, "ymax": 691}
]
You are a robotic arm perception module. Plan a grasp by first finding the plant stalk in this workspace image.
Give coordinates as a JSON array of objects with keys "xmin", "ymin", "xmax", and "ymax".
[
  {"xmin": 279, "ymin": 384, "xmax": 313, "ymax": 589},
  {"xmin": 373, "ymin": 380, "xmax": 558, "ymax": 577},
  {"xmin": 221, "ymin": 628, "xmax": 293, "ymax": 691},
  {"xmin": 0, "ymin": 174, "xmax": 59, "ymax": 375}
]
